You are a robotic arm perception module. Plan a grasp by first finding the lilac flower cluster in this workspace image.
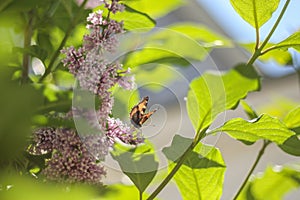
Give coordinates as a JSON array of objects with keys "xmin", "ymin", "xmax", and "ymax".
[
  {"xmin": 104, "ymin": 0, "xmax": 125, "ymax": 14},
  {"xmin": 28, "ymin": 0, "xmax": 144, "ymax": 185},
  {"xmin": 29, "ymin": 128, "xmax": 107, "ymax": 184},
  {"xmin": 62, "ymin": 0, "xmax": 138, "ymax": 141},
  {"xmin": 61, "ymin": 46, "xmax": 85, "ymax": 75},
  {"xmin": 106, "ymin": 117, "xmax": 144, "ymax": 145},
  {"xmin": 61, "ymin": 0, "xmax": 135, "ymax": 122},
  {"xmin": 28, "ymin": 127, "xmax": 56, "ymax": 155},
  {"xmin": 84, "ymin": 9, "xmax": 124, "ymax": 52}
]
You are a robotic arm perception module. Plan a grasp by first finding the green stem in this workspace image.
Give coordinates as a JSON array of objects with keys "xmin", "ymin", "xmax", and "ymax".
[
  {"xmin": 296, "ymin": 69, "xmax": 300, "ymax": 95},
  {"xmin": 292, "ymin": 66, "xmax": 300, "ymax": 95},
  {"xmin": 147, "ymin": 129, "xmax": 206, "ymax": 200},
  {"xmin": 252, "ymin": 0, "xmax": 260, "ymax": 50},
  {"xmin": 259, "ymin": 0, "xmax": 290, "ymax": 51},
  {"xmin": 261, "ymin": 43, "xmax": 300, "ymax": 55},
  {"xmin": 147, "ymin": 143, "xmax": 194, "ymax": 200},
  {"xmin": 246, "ymin": 47, "xmax": 262, "ymax": 67},
  {"xmin": 22, "ymin": 9, "xmax": 35, "ymax": 84},
  {"xmin": 139, "ymin": 190, "xmax": 143, "ymax": 200},
  {"xmin": 246, "ymin": 0, "xmax": 291, "ymax": 66},
  {"xmin": 232, "ymin": 140, "xmax": 270, "ymax": 200},
  {"xmin": 39, "ymin": 0, "xmax": 88, "ymax": 82},
  {"xmin": 297, "ymin": 70, "xmax": 300, "ymax": 94}
]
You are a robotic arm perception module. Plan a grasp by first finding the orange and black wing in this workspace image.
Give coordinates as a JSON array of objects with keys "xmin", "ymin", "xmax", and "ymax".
[
  {"xmin": 138, "ymin": 110, "xmax": 156, "ymax": 126},
  {"xmin": 130, "ymin": 96, "xmax": 156, "ymax": 127}
]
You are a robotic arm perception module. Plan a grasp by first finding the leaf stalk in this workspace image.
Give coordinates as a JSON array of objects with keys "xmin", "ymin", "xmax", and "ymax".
[{"xmin": 232, "ymin": 140, "xmax": 270, "ymax": 200}]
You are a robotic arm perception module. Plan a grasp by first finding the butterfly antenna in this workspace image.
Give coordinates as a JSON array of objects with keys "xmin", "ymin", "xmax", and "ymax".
[{"xmin": 153, "ymin": 106, "xmax": 160, "ymax": 113}]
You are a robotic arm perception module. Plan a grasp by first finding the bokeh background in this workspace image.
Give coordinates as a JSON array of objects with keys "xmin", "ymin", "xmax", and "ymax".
[
  {"xmin": 107, "ymin": 0, "xmax": 300, "ymax": 199},
  {"xmin": 1, "ymin": 0, "xmax": 300, "ymax": 199}
]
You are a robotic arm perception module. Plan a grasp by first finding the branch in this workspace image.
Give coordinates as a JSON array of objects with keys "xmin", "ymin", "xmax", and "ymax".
[
  {"xmin": 246, "ymin": 0, "xmax": 291, "ymax": 66},
  {"xmin": 232, "ymin": 140, "xmax": 270, "ymax": 200},
  {"xmin": 21, "ymin": 9, "xmax": 35, "ymax": 84},
  {"xmin": 258, "ymin": 0, "xmax": 290, "ymax": 51},
  {"xmin": 39, "ymin": 0, "xmax": 88, "ymax": 82},
  {"xmin": 147, "ymin": 142, "xmax": 193, "ymax": 200},
  {"xmin": 147, "ymin": 129, "xmax": 206, "ymax": 200}
]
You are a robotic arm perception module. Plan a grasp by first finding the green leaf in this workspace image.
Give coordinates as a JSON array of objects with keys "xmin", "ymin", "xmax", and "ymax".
[
  {"xmin": 33, "ymin": 83, "xmax": 73, "ymax": 113},
  {"xmin": 52, "ymin": 1, "xmax": 87, "ymax": 33},
  {"xmin": 14, "ymin": 45, "xmax": 48, "ymax": 62},
  {"xmin": 0, "ymin": 68, "xmax": 42, "ymax": 163},
  {"xmin": 124, "ymin": 49, "xmax": 191, "ymax": 68},
  {"xmin": 0, "ymin": 13, "xmax": 21, "ymax": 66},
  {"xmin": 0, "ymin": 0, "xmax": 13, "ymax": 12},
  {"xmin": 110, "ymin": 5, "xmax": 156, "ymax": 30},
  {"xmin": 163, "ymin": 135, "xmax": 225, "ymax": 200},
  {"xmin": 35, "ymin": 100, "xmax": 72, "ymax": 114},
  {"xmin": 241, "ymin": 43, "xmax": 292, "ymax": 65},
  {"xmin": 238, "ymin": 165, "xmax": 300, "ymax": 200},
  {"xmin": 0, "ymin": 0, "xmax": 52, "ymax": 12},
  {"xmin": 52, "ymin": 70, "xmax": 75, "ymax": 88},
  {"xmin": 284, "ymin": 106, "xmax": 300, "ymax": 129},
  {"xmin": 279, "ymin": 135, "xmax": 300, "ymax": 156},
  {"xmin": 123, "ymin": 28, "xmax": 208, "ymax": 68},
  {"xmin": 168, "ymin": 23, "xmax": 232, "ymax": 48},
  {"xmin": 240, "ymin": 100, "xmax": 258, "ymax": 119},
  {"xmin": 257, "ymin": 97, "xmax": 300, "ymax": 119},
  {"xmin": 111, "ymin": 141, "xmax": 158, "ymax": 193},
  {"xmin": 61, "ymin": 0, "xmax": 74, "ymax": 18},
  {"xmin": 292, "ymin": 127, "xmax": 300, "ymax": 135},
  {"xmin": 43, "ymin": 0, "xmax": 61, "ymax": 18},
  {"xmin": 37, "ymin": 31, "xmax": 54, "ymax": 55},
  {"xmin": 0, "ymin": 172, "xmax": 97, "ymax": 200},
  {"xmin": 214, "ymin": 114, "xmax": 295, "ymax": 145},
  {"xmin": 274, "ymin": 31, "xmax": 300, "ymax": 52},
  {"xmin": 279, "ymin": 105, "xmax": 300, "ymax": 156},
  {"xmin": 187, "ymin": 63, "xmax": 260, "ymax": 132},
  {"xmin": 65, "ymin": 24, "xmax": 87, "ymax": 47},
  {"xmin": 230, "ymin": 0, "xmax": 280, "ymax": 28},
  {"xmin": 97, "ymin": 184, "xmax": 147, "ymax": 199},
  {"xmin": 124, "ymin": 0, "xmax": 183, "ymax": 19},
  {"xmin": 133, "ymin": 64, "xmax": 178, "ymax": 92},
  {"xmin": 32, "ymin": 114, "xmax": 75, "ymax": 129}
]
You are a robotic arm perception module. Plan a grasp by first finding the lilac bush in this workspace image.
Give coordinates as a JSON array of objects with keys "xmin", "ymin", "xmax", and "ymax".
[
  {"xmin": 28, "ymin": 0, "xmax": 141, "ymax": 185},
  {"xmin": 29, "ymin": 128, "xmax": 107, "ymax": 184}
]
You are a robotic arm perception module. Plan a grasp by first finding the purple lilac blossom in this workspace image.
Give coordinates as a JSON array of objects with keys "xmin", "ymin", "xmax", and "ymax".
[
  {"xmin": 29, "ymin": 0, "xmax": 143, "ymax": 185},
  {"xmin": 62, "ymin": 0, "xmax": 139, "ymax": 143},
  {"xmin": 106, "ymin": 117, "xmax": 144, "ymax": 145},
  {"xmin": 30, "ymin": 128, "xmax": 107, "ymax": 184}
]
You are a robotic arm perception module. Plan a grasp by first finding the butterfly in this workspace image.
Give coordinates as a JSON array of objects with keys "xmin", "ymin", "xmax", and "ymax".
[{"xmin": 130, "ymin": 96, "xmax": 157, "ymax": 128}]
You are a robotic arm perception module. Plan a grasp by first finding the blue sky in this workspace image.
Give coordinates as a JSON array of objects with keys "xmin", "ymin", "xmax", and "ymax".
[
  {"xmin": 197, "ymin": 0, "xmax": 300, "ymax": 77},
  {"xmin": 198, "ymin": 0, "xmax": 300, "ymax": 42}
]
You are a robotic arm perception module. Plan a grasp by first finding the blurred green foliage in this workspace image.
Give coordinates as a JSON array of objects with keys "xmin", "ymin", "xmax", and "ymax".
[
  {"xmin": 238, "ymin": 165, "xmax": 300, "ymax": 200},
  {"xmin": 1, "ymin": 0, "xmax": 300, "ymax": 200},
  {"xmin": 0, "ymin": 171, "xmax": 97, "ymax": 200},
  {"xmin": 0, "ymin": 68, "xmax": 42, "ymax": 164}
]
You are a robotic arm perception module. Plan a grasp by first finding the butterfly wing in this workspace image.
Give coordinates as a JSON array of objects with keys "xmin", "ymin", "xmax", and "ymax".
[
  {"xmin": 130, "ymin": 105, "xmax": 141, "ymax": 127},
  {"xmin": 138, "ymin": 110, "xmax": 157, "ymax": 126},
  {"xmin": 130, "ymin": 96, "xmax": 156, "ymax": 127}
]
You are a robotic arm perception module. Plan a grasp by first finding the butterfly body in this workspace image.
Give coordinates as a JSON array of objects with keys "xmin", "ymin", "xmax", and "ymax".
[{"xmin": 130, "ymin": 96, "xmax": 156, "ymax": 128}]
